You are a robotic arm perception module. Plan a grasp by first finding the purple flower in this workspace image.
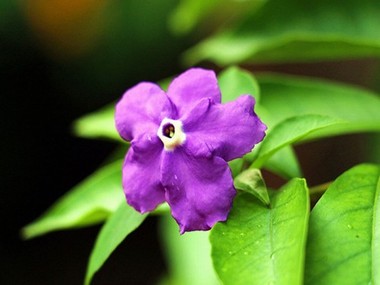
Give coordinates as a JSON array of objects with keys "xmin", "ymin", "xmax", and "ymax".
[{"xmin": 115, "ymin": 68, "xmax": 266, "ymax": 233}]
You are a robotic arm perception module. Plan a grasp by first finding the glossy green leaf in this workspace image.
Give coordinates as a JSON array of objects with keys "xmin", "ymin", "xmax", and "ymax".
[
  {"xmin": 159, "ymin": 214, "xmax": 220, "ymax": 285},
  {"xmin": 85, "ymin": 202, "xmax": 147, "ymax": 285},
  {"xmin": 258, "ymin": 73, "xmax": 380, "ymax": 133},
  {"xmin": 184, "ymin": 0, "xmax": 380, "ymax": 65},
  {"xmin": 218, "ymin": 66, "xmax": 260, "ymax": 103},
  {"xmin": 252, "ymin": 115, "xmax": 343, "ymax": 168},
  {"xmin": 305, "ymin": 164, "xmax": 380, "ymax": 285},
  {"xmin": 73, "ymin": 104, "xmax": 121, "ymax": 141},
  {"xmin": 211, "ymin": 178, "xmax": 309, "ymax": 285},
  {"xmin": 234, "ymin": 168, "xmax": 269, "ymax": 205},
  {"xmin": 22, "ymin": 160, "xmax": 124, "ymax": 239}
]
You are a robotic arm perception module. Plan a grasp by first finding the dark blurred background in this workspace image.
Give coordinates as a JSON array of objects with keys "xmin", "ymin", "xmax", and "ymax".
[
  {"xmin": 1, "ymin": 1, "xmax": 380, "ymax": 284},
  {"xmin": 1, "ymin": 1, "xmax": 187, "ymax": 284}
]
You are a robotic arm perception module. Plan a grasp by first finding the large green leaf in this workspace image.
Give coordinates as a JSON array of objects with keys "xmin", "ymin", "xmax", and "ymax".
[
  {"xmin": 211, "ymin": 178, "xmax": 309, "ymax": 285},
  {"xmin": 184, "ymin": 0, "xmax": 380, "ymax": 65},
  {"xmin": 252, "ymin": 115, "xmax": 343, "ymax": 168},
  {"xmin": 305, "ymin": 164, "xmax": 380, "ymax": 284},
  {"xmin": 258, "ymin": 74, "xmax": 380, "ymax": 133},
  {"xmin": 22, "ymin": 160, "xmax": 125, "ymax": 239},
  {"xmin": 159, "ymin": 214, "xmax": 220, "ymax": 285},
  {"xmin": 85, "ymin": 202, "xmax": 147, "ymax": 285}
]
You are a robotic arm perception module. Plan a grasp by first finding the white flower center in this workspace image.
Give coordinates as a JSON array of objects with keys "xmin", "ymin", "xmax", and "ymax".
[{"xmin": 157, "ymin": 118, "xmax": 186, "ymax": 151}]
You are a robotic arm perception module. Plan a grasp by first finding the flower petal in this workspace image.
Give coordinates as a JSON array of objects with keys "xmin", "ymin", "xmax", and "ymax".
[
  {"xmin": 115, "ymin": 82, "xmax": 174, "ymax": 141},
  {"xmin": 122, "ymin": 136, "xmax": 165, "ymax": 213},
  {"xmin": 182, "ymin": 95, "xmax": 266, "ymax": 161},
  {"xmin": 161, "ymin": 148, "xmax": 235, "ymax": 233},
  {"xmin": 167, "ymin": 68, "xmax": 221, "ymax": 117}
]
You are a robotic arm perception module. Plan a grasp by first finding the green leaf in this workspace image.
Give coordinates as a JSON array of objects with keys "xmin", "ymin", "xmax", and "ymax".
[
  {"xmin": 211, "ymin": 178, "xmax": 309, "ymax": 285},
  {"xmin": 245, "ymin": 145, "xmax": 303, "ymax": 179},
  {"xmin": 264, "ymin": 146, "xmax": 302, "ymax": 179},
  {"xmin": 22, "ymin": 160, "xmax": 125, "ymax": 239},
  {"xmin": 159, "ymin": 214, "xmax": 220, "ymax": 285},
  {"xmin": 218, "ymin": 66, "xmax": 260, "ymax": 103},
  {"xmin": 184, "ymin": 0, "xmax": 380, "ymax": 65},
  {"xmin": 234, "ymin": 168, "xmax": 269, "ymax": 205},
  {"xmin": 85, "ymin": 202, "xmax": 147, "ymax": 285},
  {"xmin": 305, "ymin": 164, "xmax": 380, "ymax": 285},
  {"xmin": 252, "ymin": 114, "xmax": 343, "ymax": 168},
  {"xmin": 73, "ymin": 104, "xmax": 121, "ymax": 141},
  {"xmin": 258, "ymin": 74, "xmax": 380, "ymax": 133}
]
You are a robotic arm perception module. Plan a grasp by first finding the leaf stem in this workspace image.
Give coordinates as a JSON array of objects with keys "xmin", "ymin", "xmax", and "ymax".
[{"xmin": 309, "ymin": 181, "xmax": 332, "ymax": 196}]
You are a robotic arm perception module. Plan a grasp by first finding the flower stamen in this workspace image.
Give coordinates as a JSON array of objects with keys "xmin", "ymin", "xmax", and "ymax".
[
  {"xmin": 163, "ymin": 124, "xmax": 175, "ymax": 138},
  {"xmin": 157, "ymin": 118, "xmax": 186, "ymax": 151}
]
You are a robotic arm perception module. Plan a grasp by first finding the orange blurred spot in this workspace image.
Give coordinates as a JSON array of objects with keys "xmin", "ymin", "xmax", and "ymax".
[{"xmin": 24, "ymin": 0, "xmax": 108, "ymax": 58}]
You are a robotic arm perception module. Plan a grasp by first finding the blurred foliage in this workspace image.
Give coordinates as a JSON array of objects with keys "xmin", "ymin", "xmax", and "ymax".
[
  {"xmin": 168, "ymin": 0, "xmax": 266, "ymax": 36},
  {"xmin": 184, "ymin": 0, "xmax": 380, "ymax": 65}
]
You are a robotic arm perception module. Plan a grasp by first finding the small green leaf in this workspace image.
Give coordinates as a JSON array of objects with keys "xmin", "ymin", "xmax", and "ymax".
[
  {"xmin": 85, "ymin": 203, "xmax": 147, "ymax": 285},
  {"xmin": 218, "ymin": 66, "xmax": 260, "ymax": 103},
  {"xmin": 211, "ymin": 178, "xmax": 309, "ymax": 285},
  {"xmin": 73, "ymin": 104, "xmax": 121, "ymax": 141},
  {"xmin": 253, "ymin": 114, "xmax": 343, "ymax": 168},
  {"xmin": 159, "ymin": 214, "xmax": 220, "ymax": 285},
  {"xmin": 305, "ymin": 164, "xmax": 380, "ymax": 285},
  {"xmin": 22, "ymin": 160, "xmax": 124, "ymax": 239},
  {"xmin": 234, "ymin": 168, "xmax": 269, "ymax": 205},
  {"xmin": 228, "ymin": 158, "xmax": 244, "ymax": 178}
]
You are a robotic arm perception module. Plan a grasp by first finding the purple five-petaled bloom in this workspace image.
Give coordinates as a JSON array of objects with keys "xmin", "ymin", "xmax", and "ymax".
[{"xmin": 115, "ymin": 68, "xmax": 266, "ymax": 234}]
